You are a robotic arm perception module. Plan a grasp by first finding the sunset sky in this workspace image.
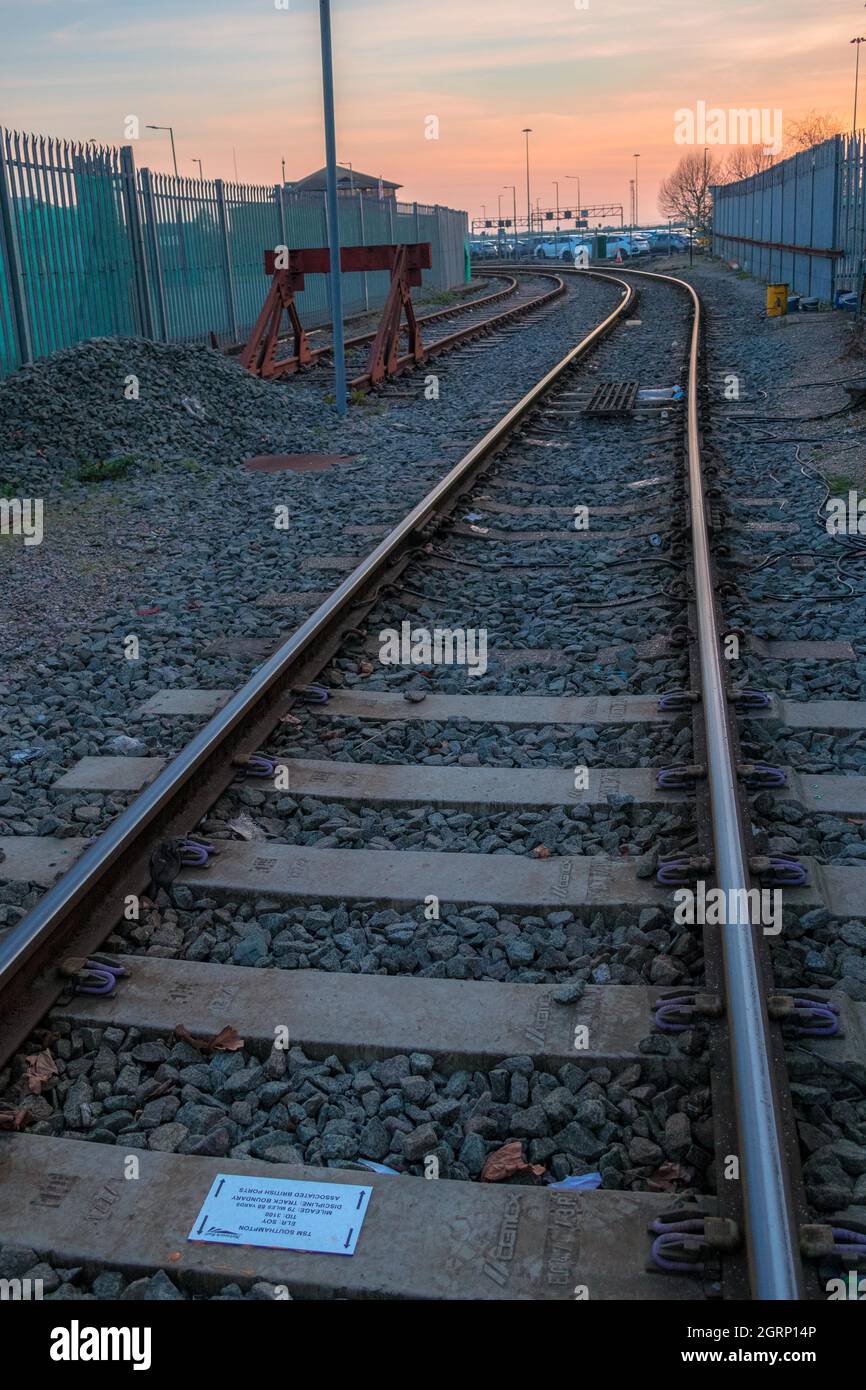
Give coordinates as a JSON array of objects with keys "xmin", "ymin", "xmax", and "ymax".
[{"xmin": 0, "ymin": 0, "xmax": 856, "ymax": 221}]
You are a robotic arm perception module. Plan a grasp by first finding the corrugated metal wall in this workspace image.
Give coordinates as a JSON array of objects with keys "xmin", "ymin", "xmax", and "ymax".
[
  {"xmin": 712, "ymin": 134, "xmax": 865, "ymax": 304},
  {"xmin": 0, "ymin": 126, "xmax": 469, "ymax": 376}
]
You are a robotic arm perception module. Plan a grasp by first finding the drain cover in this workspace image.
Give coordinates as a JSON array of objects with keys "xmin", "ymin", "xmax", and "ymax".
[
  {"xmin": 583, "ymin": 382, "xmax": 639, "ymax": 415},
  {"xmin": 245, "ymin": 453, "xmax": 355, "ymax": 473}
]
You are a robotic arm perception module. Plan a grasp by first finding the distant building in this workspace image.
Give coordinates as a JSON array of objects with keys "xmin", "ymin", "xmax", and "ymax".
[{"xmin": 287, "ymin": 165, "xmax": 401, "ymax": 199}]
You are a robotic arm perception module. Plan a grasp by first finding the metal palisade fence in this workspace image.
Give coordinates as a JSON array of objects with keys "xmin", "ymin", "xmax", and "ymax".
[
  {"xmin": 711, "ymin": 132, "xmax": 866, "ymax": 305},
  {"xmin": 0, "ymin": 126, "xmax": 469, "ymax": 377}
]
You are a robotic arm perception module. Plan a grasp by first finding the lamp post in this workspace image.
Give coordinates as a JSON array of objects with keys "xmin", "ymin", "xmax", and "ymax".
[
  {"xmin": 281, "ymin": 158, "xmax": 286, "ymax": 184},
  {"xmin": 553, "ymin": 180, "xmax": 560, "ymax": 256},
  {"xmin": 318, "ymin": 0, "xmax": 347, "ymax": 416},
  {"xmin": 566, "ymin": 173, "xmax": 581, "ymax": 226},
  {"xmin": 504, "ymin": 184, "xmax": 517, "ymax": 259},
  {"xmin": 522, "ymin": 128, "xmax": 532, "ymax": 240},
  {"xmin": 192, "ymin": 158, "xmax": 203, "ymax": 180},
  {"xmin": 633, "ymin": 152, "xmax": 640, "ymax": 228},
  {"xmin": 497, "ymin": 192, "xmax": 504, "ymax": 254},
  {"xmin": 853, "ymin": 37, "xmax": 866, "ymax": 132},
  {"xmin": 145, "ymin": 124, "xmax": 179, "ymax": 177}
]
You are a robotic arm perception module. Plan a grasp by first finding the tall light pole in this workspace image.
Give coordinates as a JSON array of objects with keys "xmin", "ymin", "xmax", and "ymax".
[
  {"xmin": 192, "ymin": 158, "xmax": 203, "ymax": 180},
  {"xmin": 553, "ymin": 179, "xmax": 560, "ymax": 255},
  {"xmin": 629, "ymin": 178, "xmax": 635, "ymax": 227},
  {"xmin": 146, "ymin": 124, "xmax": 178, "ymax": 177},
  {"xmin": 504, "ymin": 184, "xmax": 517, "ymax": 259},
  {"xmin": 853, "ymin": 37, "xmax": 866, "ymax": 132},
  {"xmin": 497, "ymin": 193, "xmax": 503, "ymax": 254},
  {"xmin": 566, "ymin": 173, "xmax": 581, "ymax": 225},
  {"xmin": 522, "ymin": 128, "xmax": 533, "ymax": 240},
  {"xmin": 281, "ymin": 157, "xmax": 286, "ymax": 184},
  {"xmin": 318, "ymin": 0, "xmax": 347, "ymax": 416},
  {"xmin": 633, "ymin": 152, "xmax": 640, "ymax": 228}
]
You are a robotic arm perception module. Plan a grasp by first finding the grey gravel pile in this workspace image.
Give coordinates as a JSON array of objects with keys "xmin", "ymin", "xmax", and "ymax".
[
  {"xmin": 694, "ymin": 262, "xmax": 866, "ymax": 703},
  {"xmin": 282, "ymin": 712, "xmax": 693, "ymax": 768},
  {"xmin": 742, "ymin": 721, "xmax": 866, "ymax": 774},
  {"xmin": 0, "ymin": 1244, "xmax": 282, "ymax": 1300},
  {"xmin": 114, "ymin": 896, "xmax": 701, "ymax": 988},
  {"xmin": 773, "ymin": 905, "xmax": 866, "ymax": 1000},
  {"xmin": 201, "ymin": 790, "xmax": 690, "ymax": 861},
  {"xmin": 0, "ymin": 274, "xmax": 623, "ymax": 916},
  {"xmin": 787, "ymin": 1046, "xmax": 866, "ymax": 1212},
  {"xmin": 750, "ymin": 799, "xmax": 866, "ymax": 866},
  {"xmin": 7, "ymin": 1022, "xmax": 711, "ymax": 1193}
]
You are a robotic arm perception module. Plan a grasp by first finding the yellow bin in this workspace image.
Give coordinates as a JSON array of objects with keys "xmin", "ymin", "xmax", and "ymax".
[{"xmin": 767, "ymin": 282, "xmax": 788, "ymax": 316}]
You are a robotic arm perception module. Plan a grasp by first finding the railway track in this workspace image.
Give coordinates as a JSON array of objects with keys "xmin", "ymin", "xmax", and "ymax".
[
  {"xmin": 0, "ymin": 265, "xmax": 863, "ymax": 1303},
  {"xmin": 237, "ymin": 269, "xmax": 566, "ymax": 389}
]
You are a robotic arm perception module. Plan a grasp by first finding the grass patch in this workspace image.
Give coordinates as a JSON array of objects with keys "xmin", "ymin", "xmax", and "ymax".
[
  {"xmin": 826, "ymin": 473, "xmax": 856, "ymax": 494},
  {"xmin": 428, "ymin": 289, "xmax": 458, "ymax": 306},
  {"xmin": 75, "ymin": 454, "xmax": 137, "ymax": 483}
]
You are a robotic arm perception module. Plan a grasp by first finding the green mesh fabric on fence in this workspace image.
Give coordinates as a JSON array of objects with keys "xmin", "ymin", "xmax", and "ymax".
[{"xmin": 0, "ymin": 125, "xmax": 469, "ymax": 375}]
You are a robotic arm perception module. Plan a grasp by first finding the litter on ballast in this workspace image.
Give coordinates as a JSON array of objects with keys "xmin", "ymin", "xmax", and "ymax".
[
  {"xmin": 547, "ymin": 1172, "xmax": 603, "ymax": 1191},
  {"xmin": 108, "ymin": 734, "xmax": 146, "ymax": 757},
  {"xmin": 9, "ymin": 747, "xmax": 45, "ymax": 766},
  {"xmin": 637, "ymin": 386, "xmax": 684, "ymax": 402}
]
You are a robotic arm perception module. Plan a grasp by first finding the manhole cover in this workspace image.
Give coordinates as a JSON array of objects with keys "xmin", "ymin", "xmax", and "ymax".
[{"xmin": 245, "ymin": 453, "xmax": 355, "ymax": 473}]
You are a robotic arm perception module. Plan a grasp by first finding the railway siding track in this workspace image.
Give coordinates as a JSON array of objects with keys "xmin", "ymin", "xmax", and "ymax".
[{"xmin": 1, "ymin": 266, "xmax": 862, "ymax": 1301}]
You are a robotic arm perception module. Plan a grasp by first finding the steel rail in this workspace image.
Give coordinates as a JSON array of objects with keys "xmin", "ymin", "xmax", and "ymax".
[
  {"xmin": 226, "ymin": 271, "xmax": 521, "ymax": 363},
  {"xmin": 587, "ymin": 264, "xmax": 803, "ymax": 1300},
  {"xmin": 0, "ymin": 269, "xmax": 634, "ymax": 1065},
  {"xmin": 347, "ymin": 272, "xmax": 566, "ymax": 392}
]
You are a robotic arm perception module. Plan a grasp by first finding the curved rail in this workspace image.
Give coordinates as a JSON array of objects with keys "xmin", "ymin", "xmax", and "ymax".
[
  {"xmin": 0, "ymin": 269, "xmax": 634, "ymax": 1068},
  {"xmin": 589, "ymin": 263, "xmax": 803, "ymax": 1301},
  {"xmin": 347, "ymin": 271, "xmax": 566, "ymax": 391}
]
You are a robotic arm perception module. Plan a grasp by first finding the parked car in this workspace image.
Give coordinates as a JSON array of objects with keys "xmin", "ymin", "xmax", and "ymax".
[
  {"xmin": 469, "ymin": 240, "xmax": 498, "ymax": 259},
  {"xmin": 533, "ymin": 235, "xmax": 591, "ymax": 263},
  {"xmin": 603, "ymin": 236, "xmax": 634, "ymax": 259},
  {"xmin": 650, "ymin": 234, "xmax": 689, "ymax": 253}
]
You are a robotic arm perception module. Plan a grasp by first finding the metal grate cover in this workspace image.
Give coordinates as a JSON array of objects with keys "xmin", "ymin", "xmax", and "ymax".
[{"xmin": 583, "ymin": 381, "xmax": 639, "ymax": 415}]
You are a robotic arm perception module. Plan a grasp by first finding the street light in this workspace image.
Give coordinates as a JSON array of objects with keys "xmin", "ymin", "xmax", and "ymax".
[
  {"xmin": 633, "ymin": 152, "xmax": 640, "ymax": 228},
  {"xmin": 566, "ymin": 173, "xmax": 582, "ymax": 225},
  {"xmin": 281, "ymin": 157, "xmax": 286, "ymax": 184},
  {"xmin": 192, "ymin": 158, "xmax": 203, "ymax": 180},
  {"xmin": 497, "ymin": 192, "xmax": 504, "ymax": 254},
  {"xmin": 318, "ymin": 0, "xmax": 347, "ymax": 417},
  {"xmin": 522, "ymin": 128, "xmax": 532, "ymax": 238},
  {"xmin": 853, "ymin": 37, "xmax": 866, "ymax": 132},
  {"xmin": 145, "ymin": 124, "xmax": 178, "ymax": 177},
  {"xmin": 503, "ymin": 184, "xmax": 517, "ymax": 259},
  {"xmin": 553, "ymin": 180, "xmax": 560, "ymax": 255}
]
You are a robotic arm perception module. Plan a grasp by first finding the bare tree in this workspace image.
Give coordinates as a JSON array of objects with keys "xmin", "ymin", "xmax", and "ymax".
[
  {"xmin": 785, "ymin": 110, "xmax": 842, "ymax": 152},
  {"xmin": 658, "ymin": 150, "xmax": 724, "ymax": 229},
  {"xmin": 723, "ymin": 145, "xmax": 779, "ymax": 180}
]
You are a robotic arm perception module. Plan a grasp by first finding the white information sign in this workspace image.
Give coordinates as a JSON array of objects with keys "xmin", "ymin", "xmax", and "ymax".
[{"xmin": 188, "ymin": 1174, "xmax": 372, "ymax": 1255}]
